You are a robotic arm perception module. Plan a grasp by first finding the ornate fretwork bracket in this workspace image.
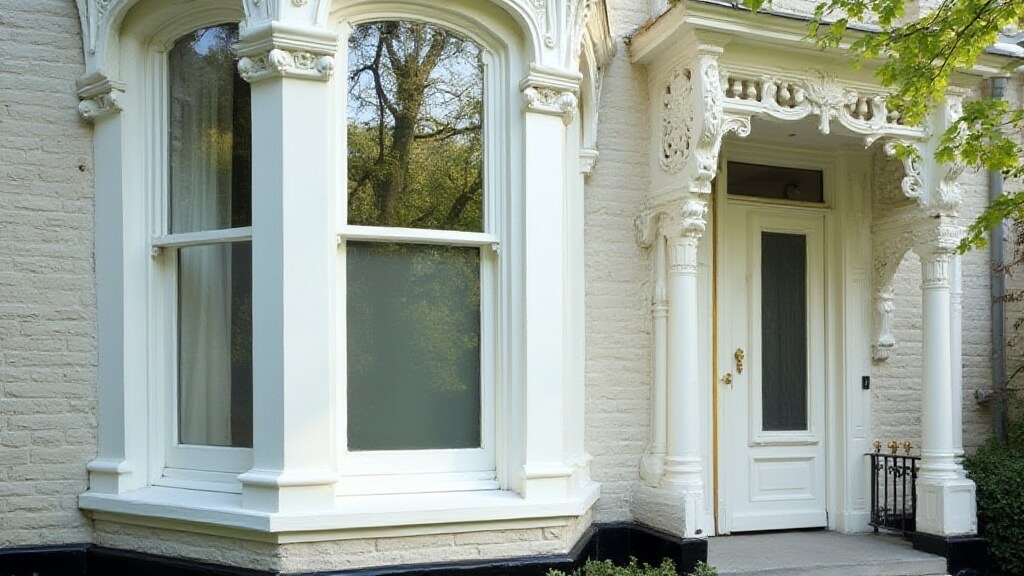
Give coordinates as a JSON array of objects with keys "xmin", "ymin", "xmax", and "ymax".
[
  {"xmin": 871, "ymin": 214, "xmax": 963, "ymax": 361},
  {"xmin": 237, "ymin": 48, "xmax": 335, "ymax": 83},
  {"xmin": 634, "ymin": 197, "xmax": 708, "ymax": 252},
  {"xmin": 521, "ymin": 67, "xmax": 581, "ymax": 126},
  {"xmin": 656, "ymin": 43, "xmax": 750, "ymax": 199},
  {"xmin": 77, "ymin": 73, "xmax": 124, "ymax": 121},
  {"xmin": 876, "ymin": 93, "xmax": 966, "ymax": 215}
]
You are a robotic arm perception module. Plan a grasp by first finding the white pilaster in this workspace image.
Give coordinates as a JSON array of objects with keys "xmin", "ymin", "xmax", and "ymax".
[
  {"xmin": 236, "ymin": 26, "xmax": 338, "ymax": 513},
  {"xmin": 519, "ymin": 66, "xmax": 580, "ymax": 500},
  {"xmin": 80, "ymin": 75, "xmax": 147, "ymax": 495},
  {"xmin": 640, "ymin": 233, "xmax": 669, "ymax": 484},
  {"xmin": 913, "ymin": 237, "xmax": 976, "ymax": 536},
  {"xmin": 661, "ymin": 197, "xmax": 707, "ymax": 537}
]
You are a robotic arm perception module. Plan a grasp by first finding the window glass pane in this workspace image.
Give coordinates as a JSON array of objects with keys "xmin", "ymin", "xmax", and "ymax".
[
  {"xmin": 728, "ymin": 162, "xmax": 824, "ymax": 203},
  {"xmin": 178, "ymin": 242, "xmax": 253, "ymax": 447},
  {"xmin": 347, "ymin": 242, "xmax": 481, "ymax": 451},
  {"xmin": 761, "ymin": 232, "xmax": 808, "ymax": 431},
  {"xmin": 169, "ymin": 25, "xmax": 252, "ymax": 234},
  {"xmin": 347, "ymin": 21, "xmax": 484, "ymax": 232}
]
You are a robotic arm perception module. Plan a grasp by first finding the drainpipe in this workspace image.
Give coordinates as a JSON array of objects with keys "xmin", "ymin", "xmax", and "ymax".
[{"xmin": 989, "ymin": 76, "xmax": 1009, "ymax": 445}]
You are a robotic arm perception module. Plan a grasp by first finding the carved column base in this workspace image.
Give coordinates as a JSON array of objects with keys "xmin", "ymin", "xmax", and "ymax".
[
  {"xmin": 632, "ymin": 484, "xmax": 706, "ymax": 538},
  {"xmin": 916, "ymin": 476, "xmax": 977, "ymax": 536}
]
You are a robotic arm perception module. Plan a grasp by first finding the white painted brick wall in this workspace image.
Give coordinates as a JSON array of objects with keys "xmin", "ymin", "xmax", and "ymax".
[
  {"xmin": 0, "ymin": 0, "xmax": 95, "ymax": 548},
  {"xmin": 584, "ymin": 0, "xmax": 655, "ymax": 525}
]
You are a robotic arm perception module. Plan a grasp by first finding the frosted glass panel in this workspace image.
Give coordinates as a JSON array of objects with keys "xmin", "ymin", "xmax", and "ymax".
[
  {"xmin": 178, "ymin": 242, "xmax": 253, "ymax": 447},
  {"xmin": 347, "ymin": 242, "xmax": 481, "ymax": 451},
  {"xmin": 761, "ymin": 232, "xmax": 808, "ymax": 431}
]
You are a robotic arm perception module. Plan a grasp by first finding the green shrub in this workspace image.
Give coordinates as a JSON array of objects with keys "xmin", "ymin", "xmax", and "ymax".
[
  {"xmin": 547, "ymin": 558, "xmax": 717, "ymax": 576},
  {"xmin": 965, "ymin": 395, "xmax": 1024, "ymax": 575}
]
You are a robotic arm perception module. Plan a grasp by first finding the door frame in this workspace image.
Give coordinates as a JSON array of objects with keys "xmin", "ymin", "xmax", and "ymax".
[{"xmin": 710, "ymin": 140, "xmax": 873, "ymax": 535}]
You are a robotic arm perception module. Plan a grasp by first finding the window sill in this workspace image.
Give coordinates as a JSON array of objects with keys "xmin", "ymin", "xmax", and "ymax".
[{"xmin": 79, "ymin": 482, "xmax": 600, "ymax": 542}]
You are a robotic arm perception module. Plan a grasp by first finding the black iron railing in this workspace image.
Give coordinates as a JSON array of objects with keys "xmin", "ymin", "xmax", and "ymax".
[{"xmin": 868, "ymin": 441, "xmax": 919, "ymax": 537}]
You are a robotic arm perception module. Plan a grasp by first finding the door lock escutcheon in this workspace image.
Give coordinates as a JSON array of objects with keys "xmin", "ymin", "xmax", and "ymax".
[
  {"xmin": 734, "ymin": 348, "xmax": 745, "ymax": 374},
  {"xmin": 721, "ymin": 372, "xmax": 733, "ymax": 386}
]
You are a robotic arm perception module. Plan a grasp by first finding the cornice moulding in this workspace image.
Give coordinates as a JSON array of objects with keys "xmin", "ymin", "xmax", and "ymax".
[
  {"xmin": 237, "ymin": 48, "xmax": 335, "ymax": 83},
  {"xmin": 235, "ymin": 20, "xmax": 339, "ymax": 57}
]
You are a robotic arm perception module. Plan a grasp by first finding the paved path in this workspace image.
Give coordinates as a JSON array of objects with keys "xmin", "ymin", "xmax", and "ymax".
[{"xmin": 707, "ymin": 531, "xmax": 948, "ymax": 576}]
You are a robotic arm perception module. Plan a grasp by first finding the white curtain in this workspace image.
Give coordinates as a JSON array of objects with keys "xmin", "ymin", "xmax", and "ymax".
[{"xmin": 170, "ymin": 32, "xmax": 235, "ymax": 447}]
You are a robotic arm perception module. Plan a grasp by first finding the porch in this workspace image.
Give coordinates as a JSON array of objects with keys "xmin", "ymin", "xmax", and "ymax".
[{"xmin": 708, "ymin": 531, "xmax": 948, "ymax": 576}]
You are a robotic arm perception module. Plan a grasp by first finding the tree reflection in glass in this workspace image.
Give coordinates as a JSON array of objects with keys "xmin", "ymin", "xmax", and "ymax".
[{"xmin": 346, "ymin": 21, "xmax": 485, "ymax": 452}]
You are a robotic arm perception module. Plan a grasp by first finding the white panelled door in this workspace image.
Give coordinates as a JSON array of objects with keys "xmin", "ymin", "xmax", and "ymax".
[{"xmin": 718, "ymin": 201, "xmax": 827, "ymax": 533}]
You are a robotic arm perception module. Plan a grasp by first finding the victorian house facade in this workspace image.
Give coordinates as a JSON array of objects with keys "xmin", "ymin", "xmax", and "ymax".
[{"xmin": 0, "ymin": 0, "xmax": 1020, "ymax": 574}]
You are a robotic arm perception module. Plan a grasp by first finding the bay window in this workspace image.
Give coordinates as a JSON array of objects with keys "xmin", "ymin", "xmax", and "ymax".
[{"xmin": 81, "ymin": 0, "xmax": 597, "ymax": 536}]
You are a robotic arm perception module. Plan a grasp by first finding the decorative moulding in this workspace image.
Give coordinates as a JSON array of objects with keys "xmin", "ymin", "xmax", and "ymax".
[
  {"xmin": 76, "ymin": 73, "xmax": 125, "ymax": 121},
  {"xmin": 660, "ymin": 66, "xmax": 693, "ymax": 174},
  {"xmin": 237, "ymin": 48, "xmax": 335, "ymax": 83},
  {"xmin": 520, "ymin": 66, "xmax": 582, "ymax": 125},
  {"xmin": 720, "ymin": 68, "xmax": 924, "ymax": 143}
]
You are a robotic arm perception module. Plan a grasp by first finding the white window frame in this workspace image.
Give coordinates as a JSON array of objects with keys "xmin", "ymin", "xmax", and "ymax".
[
  {"xmin": 144, "ymin": 18, "xmax": 254, "ymax": 491},
  {"xmin": 334, "ymin": 13, "xmax": 511, "ymax": 496}
]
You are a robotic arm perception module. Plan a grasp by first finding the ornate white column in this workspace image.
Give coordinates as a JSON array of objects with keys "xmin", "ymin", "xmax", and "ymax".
[
  {"xmin": 661, "ymin": 197, "xmax": 708, "ymax": 536},
  {"xmin": 913, "ymin": 227, "xmax": 976, "ymax": 536},
  {"xmin": 519, "ymin": 66, "xmax": 580, "ymax": 500},
  {"xmin": 235, "ymin": 21, "xmax": 339, "ymax": 513}
]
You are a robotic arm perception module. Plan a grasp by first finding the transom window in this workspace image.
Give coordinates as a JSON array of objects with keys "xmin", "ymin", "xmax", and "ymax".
[{"xmin": 727, "ymin": 161, "xmax": 824, "ymax": 203}]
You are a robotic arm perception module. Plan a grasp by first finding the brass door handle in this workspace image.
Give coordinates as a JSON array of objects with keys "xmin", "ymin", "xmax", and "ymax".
[
  {"xmin": 721, "ymin": 373, "xmax": 733, "ymax": 386},
  {"xmin": 735, "ymin": 348, "xmax": 745, "ymax": 374}
]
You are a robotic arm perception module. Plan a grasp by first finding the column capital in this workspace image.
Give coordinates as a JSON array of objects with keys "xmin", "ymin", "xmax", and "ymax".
[
  {"xmin": 911, "ymin": 220, "xmax": 963, "ymax": 257},
  {"xmin": 661, "ymin": 196, "xmax": 708, "ymax": 241},
  {"xmin": 77, "ymin": 73, "xmax": 125, "ymax": 121},
  {"xmin": 520, "ymin": 65, "xmax": 582, "ymax": 125},
  {"xmin": 236, "ymin": 23, "xmax": 338, "ymax": 83}
]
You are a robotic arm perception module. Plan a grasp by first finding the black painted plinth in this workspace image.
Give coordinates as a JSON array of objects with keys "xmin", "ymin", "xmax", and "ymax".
[
  {"xmin": 0, "ymin": 523, "xmax": 707, "ymax": 576},
  {"xmin": 912, "ymin": 532, "xmax": 989, "ymax": 576},
  {"xmin": 0, "ymin": 544, "xmax": 88, "ymax": 576}
]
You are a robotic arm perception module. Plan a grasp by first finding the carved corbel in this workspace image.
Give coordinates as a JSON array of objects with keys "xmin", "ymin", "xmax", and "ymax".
[
  {"xmin": 521, "ymin": 67, "xmax": 581, "ymax": 126},
  {"xmin": 580, "ymin": 148, "xmax": 599, "ymax": 177},
  {"xmin": 634, "ymin": 202, "xmax": 663, "ymax": 249},
  {"xmin": 523, "ymin": 86, "xmax": 579, "ymax": 125},
  {"xmin": 872, "ymin": 288, "xmax": 897, "ymax": 361},
  {"xmin": 77, "ymin": 73, "xmax": 125, "ymax": 121},
  {"xmin": 657, "ymin": 49, "xmax": 749, "ymax": 200},
  {"xmin": 882, "ymin": 140, "xmax": 925, "ymax": 204},
  {"xmin": 237, "ymin": 48, "xmax": 335, "ymax": 83},
  {"xmin": 934, "ymin": 94, "xmax": 966, "ymax": 214}
]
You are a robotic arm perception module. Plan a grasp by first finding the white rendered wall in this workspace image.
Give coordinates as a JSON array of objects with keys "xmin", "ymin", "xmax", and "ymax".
[{"xmin": 0, "ymin": 0, "xmax": 96, "ymax": 548}]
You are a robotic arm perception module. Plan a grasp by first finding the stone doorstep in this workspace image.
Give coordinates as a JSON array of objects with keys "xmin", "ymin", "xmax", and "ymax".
[{"xmin": 708, "ymin": 531, "xmax": 950, "ymax": 576}]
